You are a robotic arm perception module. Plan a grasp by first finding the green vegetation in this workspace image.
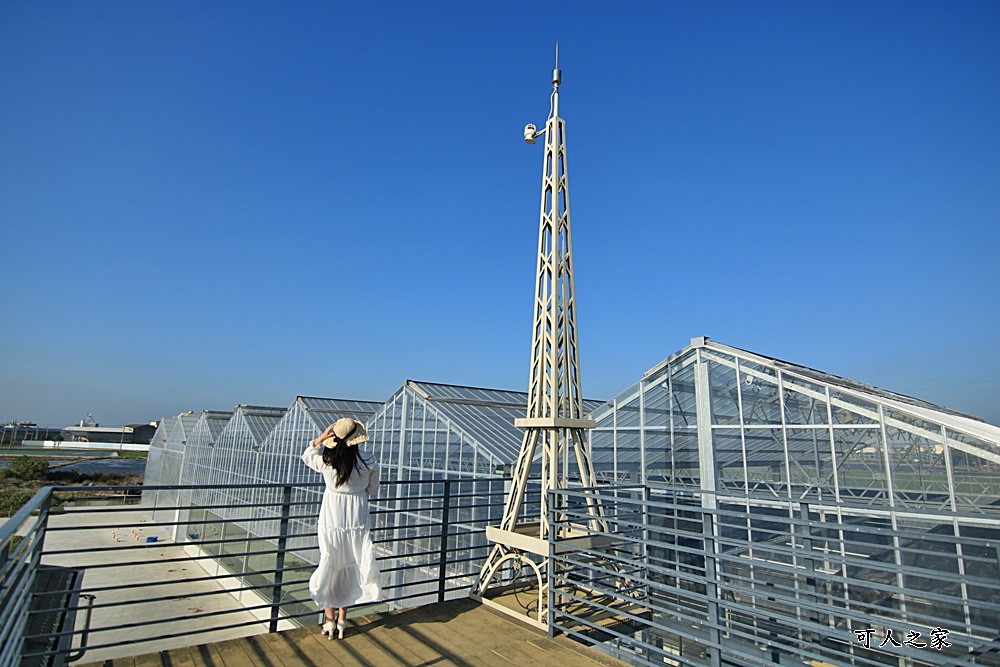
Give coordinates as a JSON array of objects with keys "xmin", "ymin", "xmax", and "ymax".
[
  {"xmin": 1, "ymin": 456, "xmax": 49, "ymax": 481},
  {"xmin": 0, "ymin": 456, "xmax": 143, "ymax": 517},
  {"xmin": 0, "ymin": 487, "xmax": 37, "ymax": 515}
]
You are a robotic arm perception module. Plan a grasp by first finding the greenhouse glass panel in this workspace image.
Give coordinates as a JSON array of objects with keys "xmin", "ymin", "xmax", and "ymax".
[
  {"xmin": 670, "ymin": 359, "xmax": 697, "ymax": 429},
  {"xmin": 782, "ymin": 376, "xmax": 830, "ymax": 425},
  {"xmin": 613, "ymin": 430, "xmax": 642, "ymax": 481},
  {"xmin": 208, "ymin": 405, "xmax": 286, "ymax": 531},
  {"xmin": 743, "ymin": 428, "xmax": 787, "ymax": 498},
  {"xmin": 140, "ymin": 416, "xmax": 173, "ymax": 509},
  {"xmin": 671, "ymin": 428, "xmax": 700, "ymax": 488},
  {"xmin": 613, "ymin": 393, "xmax": 641, "ymax": 429},
  {"xmin": 740, "ymin": 363, "xmax": 782, "ymax": 425},
  {"xmin": 715, "ymin": 428, "xmax": 746, "ymax": 492},
  {"xmin": 882, "ymin": 410, "xmax": 950, "ymax": 510},
  {"xmin": 590, "ymin": 429, "xmax": 616, "ymax": 479},
  {"xmin": 947, "ymin": 431, "xmax": 1000, "ymax": 513},
  {"xmin": 829, "ymin": 390, "xmax": 880, "ymax": 425},
  {"xmin": 178, "ymin": 411, "xmax": 231, "ymax": 511},
  {"xmin": 887, "ymin": 517, "xmax": 980, "ymax": 633},
  {"xmin": 832, "ymin": 427, "xmax": 886, "ymax": 505},
  {"xmin": 642, "ymin": 378, "xmax": 670, "ymax": 428},
  {"xmin": 156, "ymin": 412, "xmax": 200, "ymax": 516},
  {"xmin": 644, "ymin": 430, "xmax": 671, "ymax": 483},
  {"xmin": 708, "ymin": 358, "xmax": 740, "ymax": 425},
  {"xmin": 783, "ymin": 427, "xmax": 831, "ymax": 501}
]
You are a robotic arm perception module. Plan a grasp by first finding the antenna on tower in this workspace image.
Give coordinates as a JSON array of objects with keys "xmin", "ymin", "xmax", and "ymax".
[
  {"xmin": 525, "ymin": 44, "xmax": 563, "ymax": 144},
  {"xmin": 475, "ymin": 51, "xmax": 607, "ymax": 629},
  {"xmin": 553, "ymin": 43, "xmax": 561, "ymax": 87}
]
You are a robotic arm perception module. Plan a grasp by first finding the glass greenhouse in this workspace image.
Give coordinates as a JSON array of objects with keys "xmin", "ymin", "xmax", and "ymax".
[
  {"xmin": 577, "ymin": 336, "xmax": 1000, "ymax": 666},
  {"xmin": 588, "ymin": 336, "xmax": 1000, "ymax": 511},
  {"xmin": 166, "ymin": 398, "xmax": 382, "ymax": 619},
  {"xmin": 364, "ymin": 380, "xmax": 604, "ymax": 605},
  {"xmin": 177, "ymin": 409, "xmax": 237, "ymax": 493},
  {"xmin": 137, "ymin": 345, "xmax": 999, "ymax": 662},
  {"xmin": 141, "ymin": 416, "xmax": 173, "ymax": 490},
  {"xmin": 249, "ymin": 396, "xmax": 382, "ymax": 556},
  {"xmin": 144, "ymin": 412, "xmax": 199, "ymax": 517}
]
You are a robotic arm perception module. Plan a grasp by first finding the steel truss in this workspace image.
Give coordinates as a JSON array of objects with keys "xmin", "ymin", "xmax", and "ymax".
[{"xmin": 473, "ymin": 57, "xmax": 604, "ymax": 627}]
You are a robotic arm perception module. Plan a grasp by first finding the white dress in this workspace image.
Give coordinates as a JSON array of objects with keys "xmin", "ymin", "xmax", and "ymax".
[{"xmin": 301, "ymin": 445, "xmax": 382, "ymax": 609}]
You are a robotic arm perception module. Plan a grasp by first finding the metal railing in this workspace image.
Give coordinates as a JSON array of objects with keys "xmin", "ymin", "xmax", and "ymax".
[
  {"xmin": 15, "ymin": 477, "xmax": 991, "ymax": 667},
  {"xmin": 1, "ymin": 477, "xmax": 522, "ymax": 666},
  {"xmin": 549, "ymin": 485, "xmax": 1000, "ymax": 667}
]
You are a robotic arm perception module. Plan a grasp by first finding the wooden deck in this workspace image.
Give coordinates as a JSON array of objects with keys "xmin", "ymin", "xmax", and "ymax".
[{"xmin": 79, "ymin": 598, "xmax": 627, "ymax": 667}]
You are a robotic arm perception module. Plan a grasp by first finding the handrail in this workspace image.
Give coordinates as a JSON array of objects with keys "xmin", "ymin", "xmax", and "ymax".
[
  {"xmin": 0, "ymin": 484, "xmax": 53, "ymax": 545},
  {"xmin": 548, "ymin": 485, "xmax": 1000, "ymax": 667},
  {"xmin": 3, "ymin": 477, "xmax": 520, "ymax": 666}
]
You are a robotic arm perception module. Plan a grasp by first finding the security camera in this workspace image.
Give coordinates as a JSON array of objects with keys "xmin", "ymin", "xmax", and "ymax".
[{"xmin": 523, "ymin": 123, "xmax": 537, "ymax": 144}]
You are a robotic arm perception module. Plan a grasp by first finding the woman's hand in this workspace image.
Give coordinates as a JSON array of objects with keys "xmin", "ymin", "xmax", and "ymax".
[{"xmin": 312, "ymin": 423, "xmax": 337, "ymax": 447}]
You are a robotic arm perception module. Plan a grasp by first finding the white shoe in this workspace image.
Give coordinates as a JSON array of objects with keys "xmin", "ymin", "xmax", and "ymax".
[
  {"xmin": 322, "ymin": 620, "xmax": 335, "ymax": 640},
  {"xmin": 336, "ymin": 620, "xmax": 346, "ymax": 640}
]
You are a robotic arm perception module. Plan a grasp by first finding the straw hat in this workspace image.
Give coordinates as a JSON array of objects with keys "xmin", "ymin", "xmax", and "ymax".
[{"xmin": 322, "ymin": 417, "xmax": 369, "ymax": 448}]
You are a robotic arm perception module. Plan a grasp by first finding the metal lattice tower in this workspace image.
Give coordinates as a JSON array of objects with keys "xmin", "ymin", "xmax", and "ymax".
[{"xmin": 473, "ymin": 50, "xmax": 600, "ymax": 625}]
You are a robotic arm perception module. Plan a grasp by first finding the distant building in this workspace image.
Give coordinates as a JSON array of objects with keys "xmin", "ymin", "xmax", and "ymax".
[
  {"xmin": 60, "ymin": 415, "xmax": 159, "ymax": 445},
  {"xmin": 125, "ymin": 423, "xmax": 157, "ymax": 445}
]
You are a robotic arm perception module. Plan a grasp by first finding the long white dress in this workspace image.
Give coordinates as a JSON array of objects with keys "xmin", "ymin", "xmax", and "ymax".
[{"xmin": 301, "ymin": 445, "xmax": 382, "ymax": 609}]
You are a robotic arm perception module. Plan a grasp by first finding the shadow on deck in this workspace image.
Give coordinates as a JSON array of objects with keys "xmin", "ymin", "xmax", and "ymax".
[{"xmin": 79, "ymin": 598, "xmax": 626, "ymax": 667}]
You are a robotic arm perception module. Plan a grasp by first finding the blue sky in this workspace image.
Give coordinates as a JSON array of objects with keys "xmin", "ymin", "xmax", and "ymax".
[{"xmin": 2, "ymin": 1, "xmax": 998, "ymax": 427}]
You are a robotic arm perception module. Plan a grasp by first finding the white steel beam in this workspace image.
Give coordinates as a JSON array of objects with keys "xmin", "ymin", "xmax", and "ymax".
[{"xmin": 474, "ymin": 58, "xmax": 601, "ymax": 621}]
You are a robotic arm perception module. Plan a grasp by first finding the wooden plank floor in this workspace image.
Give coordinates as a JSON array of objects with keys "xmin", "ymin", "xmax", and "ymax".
[{"xmin": 80, "ymin": 598, "xmax": 627, "ymax": 667}]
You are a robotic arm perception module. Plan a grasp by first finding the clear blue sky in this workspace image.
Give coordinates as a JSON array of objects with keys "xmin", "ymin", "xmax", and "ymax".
[{"xmin": 2, "ymin": 1, "xmax": 998, "ymax": 428}]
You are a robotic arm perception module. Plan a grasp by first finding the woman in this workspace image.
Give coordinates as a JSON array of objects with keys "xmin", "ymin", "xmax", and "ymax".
[{"xmin": 301, "ymin": 417, "xmax": 382, "ymax": 640}]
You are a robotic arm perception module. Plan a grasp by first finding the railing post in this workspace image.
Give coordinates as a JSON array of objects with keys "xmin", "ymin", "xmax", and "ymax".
[
  {"xmin": 547, "ymin": 488, "xmax": 556, "ymax": 637},
  {"xmin": 702, "ymin": 509, "xmax": 721, "ymax": 667},
  {"xmin": 437, "ymin": 480, "xmax": 451, "ymax": 603},
  {"xmin": 15, "ymin": 489, "xmax": 52, "ymax": 666},
  {"xmin": 269, "ymin": 485, "xmax": 292, "ymax": 633}
]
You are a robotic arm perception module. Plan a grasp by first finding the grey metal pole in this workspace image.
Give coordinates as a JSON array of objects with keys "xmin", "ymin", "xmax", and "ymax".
[
  {"xmin": 437, "ymin": 480, "xmax": 451, "ymax": 604},
  {"xmin": 269, "ymin": 485, "xmax": 292, "ymax": 633}
]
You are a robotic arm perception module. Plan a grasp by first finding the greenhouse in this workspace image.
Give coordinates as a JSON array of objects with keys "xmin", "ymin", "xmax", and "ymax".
[
  {"xmin": 188, "ymin": 404, "xmax": 287, "ymax": 524},
  {"xmin": 140, "ymin": 416, "xmax": 173, "ymax": 490},
  {"xmin": 135, "ymin": 350, "xmax": 1000, "ymax": 663},
  {"xmin": 249, "ymin": 396, "xmax": 382, "ymax": 553},
  {"xmin": 365, "ymin": 380, "xmax": 603, "ymax": 606},
  {"xmin": 177, "ymin": 409, "xmax": 237, "ymax": 491},
  {"xmin": 144, "ymin": 412, "xmax": 199, "ymax": 518},
  {"xmin": 568, "ymin": 336, "xmax": 1000, "ymax": 666},
  {"xmin": 169, "ymin": 398, "xmax": 383, "ymax": 618},
  {"xmin": 588, "ymin": 336, "xmax": 1000, "ymax": 510}
]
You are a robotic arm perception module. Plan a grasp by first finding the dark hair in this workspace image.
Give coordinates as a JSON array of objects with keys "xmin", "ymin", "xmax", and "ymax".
[{"xmin": 321, "ymin": 444, "xmax": 370, "ymax": 487}]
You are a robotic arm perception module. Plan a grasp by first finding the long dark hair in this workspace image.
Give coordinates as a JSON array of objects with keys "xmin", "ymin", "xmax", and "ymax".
[{"xmin": 321, "ymin": 443, "xmax": 370, "ymax": 487}]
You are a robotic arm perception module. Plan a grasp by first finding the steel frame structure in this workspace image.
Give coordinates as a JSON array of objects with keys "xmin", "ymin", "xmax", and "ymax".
[
  {"xmin": 582, "ymin": 337, "xmax": 1000, "ymax": 664},
  {"xmin": 550, "ymin": 485, "xmax": 1000, "ymax": 667},
  {"xmin": 588, "ymin": 337, "xmax": 1000, "ymax": 514},
  {"xmin": 473, "ymin": 58, "xmax": 601, "ymax": 624}
]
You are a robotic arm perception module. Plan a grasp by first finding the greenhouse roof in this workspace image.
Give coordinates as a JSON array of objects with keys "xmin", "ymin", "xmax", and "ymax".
[
  {"xmin": 294, "ymin": 396, "xmax": 382, "ymax": 432},
  {"xmin": 164, "ymin": 412, "xmax": 200, "ymax": 451},
  {"xmin": 199, "ymin": 410, "xmax": 233, "ymax": 442},
  {"xmin": 298, "ymin": 396, "xmax": 382, "ymax": 413},
  {"xmin": 647, "ymin": 337, "xmax": 1000, "ymax": 448},
  {"xmin": 405, "ymin": 380, "xmax": 604, "ymax": 463},
  {"xmin": 149, "ymin": 417, "xmax": 174, "ymax": 448},
  {"xmin": 233, "ymin": 405, "xmax": 287, "ymax": 444}
]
